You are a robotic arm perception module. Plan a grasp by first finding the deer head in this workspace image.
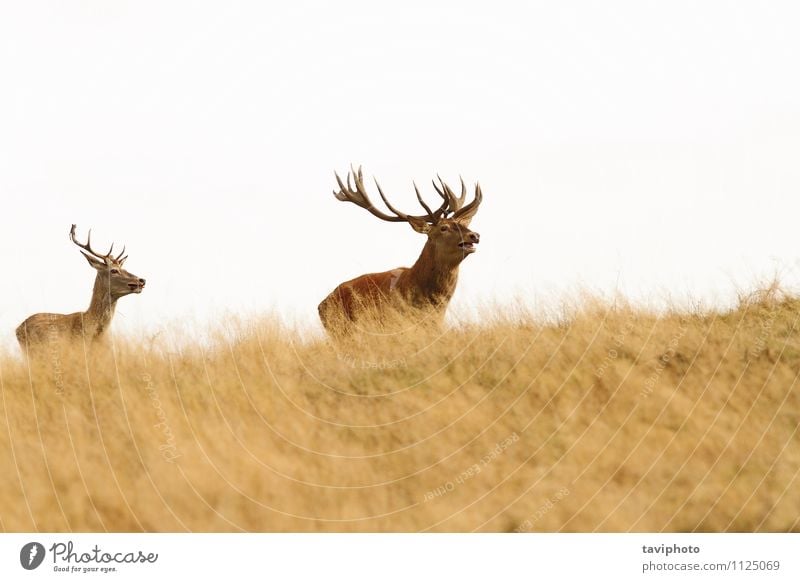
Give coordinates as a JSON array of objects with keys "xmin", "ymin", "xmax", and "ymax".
[
  {"xmin": 334, "ymin": 166, "xmax": 482, "ymax": 265},
  {"xmin": 70, "ymin": 224, "xmax": 146, "ymax": 299}
]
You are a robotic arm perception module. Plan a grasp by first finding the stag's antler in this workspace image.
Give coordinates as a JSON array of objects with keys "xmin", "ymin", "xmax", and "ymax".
[
  {"xmin": 432, "ymin": 176, "xmax": 482, "ymax": 220},
  {"xmin": 334, "ymin": 166, "xmax": 449, "ymax": 224},
  {"xmin": 69, "ymin": 224, "xmax": 127, "ymax": 264},
  {"xmin": 451, "ymin": 182, "xmax": 482, "ymax": 221}
]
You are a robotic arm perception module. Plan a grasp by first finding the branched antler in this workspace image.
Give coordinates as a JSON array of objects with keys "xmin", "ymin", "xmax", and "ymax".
[
  {"xmin": 334, "ymin": 166, "xmax": 449, "ymax": 224},
  {"xmin": 432, "ymin": 176, "xmax": 482, "ymax": 220},
  {"xmin": 70, "ymin": 224, "xmax": 127, "ymax": 264}
]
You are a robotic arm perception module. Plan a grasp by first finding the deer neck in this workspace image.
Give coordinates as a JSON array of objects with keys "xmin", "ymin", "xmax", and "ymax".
[
  {"xmin": 84, "ymin": 274, "xmax": 118, "ymax": 337},
  {"xmin": 406, "ymin": 240, "xmax": 460, "ymax": 305}
]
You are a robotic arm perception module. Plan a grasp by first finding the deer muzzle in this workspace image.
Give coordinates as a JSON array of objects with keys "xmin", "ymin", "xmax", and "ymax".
[{"xmin": 458, "ymin": 231, "xmax": 480, "ymax": 253}]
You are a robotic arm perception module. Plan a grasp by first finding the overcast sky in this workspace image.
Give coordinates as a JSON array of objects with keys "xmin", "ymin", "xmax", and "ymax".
[{"xmin": 1, "ymin": 1, "xmax": 799, "ymax": 344}]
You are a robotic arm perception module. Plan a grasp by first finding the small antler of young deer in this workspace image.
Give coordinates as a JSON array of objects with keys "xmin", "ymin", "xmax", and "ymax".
[
  {"xmin": 334, "ymin": 165, "xmax": 450, "ymax": 224},
  {"xmin": 69, "ymin": 224, "xmax": 127, "ymax": 264}
]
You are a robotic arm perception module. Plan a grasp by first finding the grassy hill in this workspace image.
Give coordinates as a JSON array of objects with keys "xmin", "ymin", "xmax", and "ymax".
[{"xmin": 1, "ymin": 288, "xmax": 799, "ymax": 532}]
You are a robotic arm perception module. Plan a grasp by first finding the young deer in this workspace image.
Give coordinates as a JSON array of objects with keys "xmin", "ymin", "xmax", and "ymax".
[
  {"xmin": 16, "ymin": 224, "xmax": 146, "ymax": 349},
  {"xmin": 318, "ymin": 166, "xmax": 482, "ymax": 331}
]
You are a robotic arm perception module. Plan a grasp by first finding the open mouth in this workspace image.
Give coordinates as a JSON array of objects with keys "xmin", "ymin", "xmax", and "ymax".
[
  {"xmin": 458, "ymin": 242, "xmax": 477, "ymax": 253},
  {"xmin": 129, "ymin": 283, "xmax": 145, "ymax": 292}
]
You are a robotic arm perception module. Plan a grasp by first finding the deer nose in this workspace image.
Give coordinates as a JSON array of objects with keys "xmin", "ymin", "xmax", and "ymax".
[
  {"xmin": 139, "ymin": 278, "xmax": 146, "ymax": 285},
  {"xmin": 469, "ymin": 232, "xmax": 480, "ymax": 243}
]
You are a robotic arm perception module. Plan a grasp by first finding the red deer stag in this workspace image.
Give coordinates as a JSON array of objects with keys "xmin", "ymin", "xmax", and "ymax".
[
  {"xmin": 318, "ymin": 166, "xmax": 482, "ymax": 331},
  {"xmin": 16, "ymin": 224, "xmax": 146, "ymax": 349}
]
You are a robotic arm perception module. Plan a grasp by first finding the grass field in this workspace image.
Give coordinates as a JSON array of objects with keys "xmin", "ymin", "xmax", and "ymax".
[{"xmin": 1, "ymin": 287, "xmax": 799, "ymax": 532}]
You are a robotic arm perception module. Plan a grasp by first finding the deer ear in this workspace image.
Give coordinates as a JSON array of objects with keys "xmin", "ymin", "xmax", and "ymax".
[
  {"xmin": 407, "ymin": 217, "xmax": 432, "ymax": 234},
  {"xmin": 80, "ymin": 251, "xmax": 106, "ymax": 270}
]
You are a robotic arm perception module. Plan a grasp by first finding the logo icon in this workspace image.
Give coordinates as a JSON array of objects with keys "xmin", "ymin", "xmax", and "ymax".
[{"xmin": 20, "ymin": 542, "xmax": 46, "ymax": 570}]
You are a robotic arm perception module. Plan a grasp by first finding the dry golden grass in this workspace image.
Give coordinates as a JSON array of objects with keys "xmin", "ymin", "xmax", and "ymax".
[{"xmin": 1, "ymin": 288, "xmax": 799, "ymax": 532}]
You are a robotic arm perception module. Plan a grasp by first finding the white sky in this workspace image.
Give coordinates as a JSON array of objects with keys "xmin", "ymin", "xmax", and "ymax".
[{"xmin": 1, "ymin": 1, "xmax": 799, "ymax": 343}]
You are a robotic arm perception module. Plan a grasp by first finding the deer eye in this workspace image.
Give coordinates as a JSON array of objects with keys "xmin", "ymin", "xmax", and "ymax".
[
  {"xmin": 440, "ymin": 225, "xmax": 449, "ymax": 232},
  {"xmin": 110, "ymin": 269, "xmax": 119, "ymax": 275}
]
